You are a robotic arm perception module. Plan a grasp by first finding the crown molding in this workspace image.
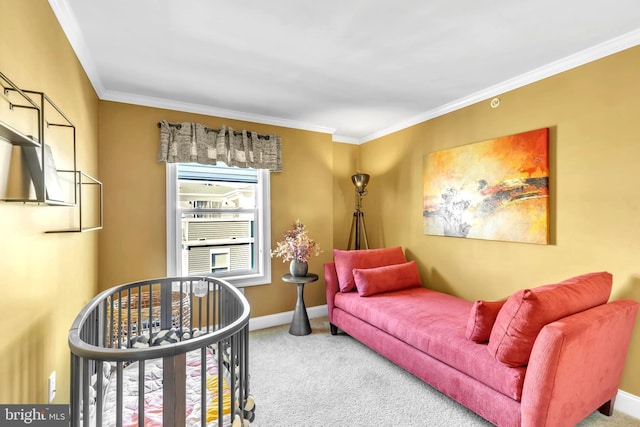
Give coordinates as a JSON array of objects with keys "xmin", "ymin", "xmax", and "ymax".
[
  {"xmin": 101, "ymin": 89, "xmax": 336, "ymax": 135},
  {"xmin": 359, "ymin": 28, "xmax": 640, "ymax": 144},
  {"xmin": 332, "ymin": 135, "xmax": 360, "ymax": 144},
  {"xmin": 48, "ymin": 0, "xmax": 106, "ymax": 96}
]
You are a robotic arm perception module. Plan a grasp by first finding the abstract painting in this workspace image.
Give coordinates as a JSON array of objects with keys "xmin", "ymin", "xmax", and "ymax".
[{"xmin": 423, "ymin": 128, "xmax": 549, "ymax": 244}]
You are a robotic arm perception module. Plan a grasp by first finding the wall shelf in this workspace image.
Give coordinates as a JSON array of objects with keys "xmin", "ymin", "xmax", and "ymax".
[
  {"xmin": 0, "ymin": 71, "xmax": 40, "ymax": 148},
  {"xmin": 18, "ymin": 89, "xmax": 78, "ymax": 206},
  {"xmin": 0, "ymin": 70, "xmax": 102, "ymax": 232},
  {"xmin": 46, "ymin": 171, "xmax": 103, "ymax": 233},
  {"xmin": 0, "ymin": 118, "xmax": 39, "ymax": 147}
]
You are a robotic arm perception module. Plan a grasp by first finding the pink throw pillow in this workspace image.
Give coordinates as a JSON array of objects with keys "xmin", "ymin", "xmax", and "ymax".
[
  {"xmin": 487, "ymin": 271, "xmax": 612, "ymax": 367},
  {"xmin": 465, "ymin": 300, "xmax": 506, "ymax": 343},
  {"xmin": 333, "ymin": 247, "xmax": 407, "ymax": 292},
  {"xmin": 353, "ymin": 261, "xmax": 422, "ymax": 297}
]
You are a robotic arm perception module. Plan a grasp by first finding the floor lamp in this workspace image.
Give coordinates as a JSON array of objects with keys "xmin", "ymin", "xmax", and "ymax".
[{"xmin": 347, "ymin": 172, "xmax": 370, "ymax": 250}]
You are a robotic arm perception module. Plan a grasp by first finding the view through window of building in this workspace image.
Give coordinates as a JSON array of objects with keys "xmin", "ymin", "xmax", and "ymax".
[{"xmin": 166, "ymin": 163, "xmax": 271, "ymax": 287}]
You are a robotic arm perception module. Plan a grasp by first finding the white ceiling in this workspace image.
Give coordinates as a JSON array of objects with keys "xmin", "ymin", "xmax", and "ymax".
[{"xmin": 50, "ymin": 0, "xmax": 640, "ymax": 144}]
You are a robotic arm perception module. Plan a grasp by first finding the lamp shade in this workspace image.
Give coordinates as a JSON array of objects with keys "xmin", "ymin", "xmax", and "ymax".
[{"xmin": 351, "ymin": 173, "xmax": 370, "ymax": 193}]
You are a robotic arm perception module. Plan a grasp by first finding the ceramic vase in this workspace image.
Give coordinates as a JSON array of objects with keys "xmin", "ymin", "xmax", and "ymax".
[{"xmin": 289, "ymin": 259, "xmax": 308, "ymax": 277}]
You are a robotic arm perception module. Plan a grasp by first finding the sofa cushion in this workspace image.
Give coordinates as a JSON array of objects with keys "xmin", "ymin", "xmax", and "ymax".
[
  {"xmin": 353, "ymin": 261, "xmax": 422, "ymax": 296},
  {"xmin": 333, "ymin": 247, "xmax": 407, "ymax": 292},
  {"xmin": 334, "ymin": 288, "xmax": 527, "ymax": 400},
  {"xmin": 465, "ymin": 300, "xmax": 506, "ymax": 343},
  {"xmin": 488, "ymin": 271, "xmax": 612, "ymax": 367}
]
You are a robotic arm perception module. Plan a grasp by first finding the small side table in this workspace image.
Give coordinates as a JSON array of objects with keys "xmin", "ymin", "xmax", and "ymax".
[{"xmin": 282, "ymin": 273, "xmax": 318, "ymax": 336}]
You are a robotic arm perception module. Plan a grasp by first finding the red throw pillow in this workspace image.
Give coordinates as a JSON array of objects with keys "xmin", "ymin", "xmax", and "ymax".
[
  {"xmin": 353, "ymin": 261, "xmax": 422, "ymax": 297},
  {"xmin": 487, "ymin": 271, "xmax": 612, "ymax": 367},
  {"xmin": 333, "ymin": 247, "xmax": 407, "ymax": 292},
  {"xmin": 465, "ymin": 300, "xmax": 506, "ymax": 343}
]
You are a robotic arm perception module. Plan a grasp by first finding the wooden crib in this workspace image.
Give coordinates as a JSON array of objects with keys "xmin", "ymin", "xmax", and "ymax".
[{"xmin": 68, "ymin": 276, "xmax": 254, "ymax": 427}]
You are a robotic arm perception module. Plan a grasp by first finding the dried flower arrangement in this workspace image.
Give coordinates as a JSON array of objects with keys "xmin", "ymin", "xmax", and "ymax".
[{"xmin": 271, "ymin": 220, "xmax": 321, "ymax": 263}]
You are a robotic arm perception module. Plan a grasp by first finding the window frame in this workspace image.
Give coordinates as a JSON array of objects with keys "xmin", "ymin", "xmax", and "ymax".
[{"xmin": 166, "ymin": 163, "xmax": 271, "ymax": 287}]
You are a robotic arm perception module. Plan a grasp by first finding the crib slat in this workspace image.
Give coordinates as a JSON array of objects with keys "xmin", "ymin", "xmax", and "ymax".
[
  {"xmin": 160, "ymin": 281, "xmax": 171, "ymax": 330},
  {"xmin": 201, "ymin": 347, "xmax": 207, "ymax": 427},
  {"xmin": 136, "ymin": 284, "xmax": 142, "ymax": 339},
  {"xmin": 117, "ymin": 290, "xmax": 123, "ymax": 348},
  {"xmin": 70, "ymin": 355, "xmax": 80, "ymax": 427},
  {"xmin": 127, "ymin": 290, "xmax": 132, "ymax": 344},
  {"xmin": 98, "ymin": 300, "xmax": 106, "ymax": 348},
  {"xmin": 244, "ymin": 325, "xmax": 250, "ymax": 400},
  {"xmin": 138, "ymin": 359, "xmax": 145, "ymax": 427},
  {"xmin": 198, "ymin": 296, "xmax": 203, "ymax": 332},
  {"xmin": 206, "ymin": 284, "xmax": 211, "ymax": 333},
  {"xmin": 148, "ymin": 284, "xmax": 153, "ymax": 333},
  {"xmin": 189, "ymin": 281, "xmax": 194, "ymax": 331},
  {"xmin": 82, "ymin": 358, "xmax": 90, "ymax": 427},
  {"xmin": 163, "ymin": 354, "xmax": 186, "ymax": 427},
  {"xmin": 95, "ymin": 360, "xmax": 104, "ymax": 427},
  {"xmin": 230, "ymin": 334, "xmax": 237, "ymax": 425},
  {"xmin": 109, "ymin": 296, "xmax": 114, "ymax": 348},
  {"xmin": 116, "ymin": 361, "xmax": 123, "ymax": 427},
  {"xmin": 217, "ymin": 341, "xmax": 224, "ymax": 427},
  {"xmin": 213, "ymin": 282, "xmax": 218, "ymax": 331},
  {"xmin": 179, "ymin": 280, "xmax": 184, "ymax": 332}
]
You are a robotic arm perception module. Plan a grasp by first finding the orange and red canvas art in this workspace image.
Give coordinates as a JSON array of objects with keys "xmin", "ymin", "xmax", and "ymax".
[{"xmin": 423, "ymin": 128, "xmax": 549, "ymax": 244}]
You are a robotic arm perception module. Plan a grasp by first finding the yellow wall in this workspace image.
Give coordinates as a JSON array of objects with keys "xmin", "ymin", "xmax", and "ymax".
[
  {"xmin": 332, "ymin": 142, "xmax": 360, "ymax": 250},
  {"xmin": 0, "ymin": 0, "xmax": 99, "ymax": 404},
  {"xmin": 98, "ymin": 102, "xmax": 335, "ymax": 317},
  {"xmin": 359, "ymin": 46, "xmax": 640, "ymax": 395}
]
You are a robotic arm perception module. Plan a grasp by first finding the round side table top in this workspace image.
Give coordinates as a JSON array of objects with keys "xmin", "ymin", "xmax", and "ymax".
[{"xmin": 282, "ymin": 273, "xmax": 319, "ymax": 284}]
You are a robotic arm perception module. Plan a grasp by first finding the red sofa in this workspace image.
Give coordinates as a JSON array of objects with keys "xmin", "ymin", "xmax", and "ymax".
[{"xmin": 324, "ymin": 247, "xmax": 639, "ymax": 427}]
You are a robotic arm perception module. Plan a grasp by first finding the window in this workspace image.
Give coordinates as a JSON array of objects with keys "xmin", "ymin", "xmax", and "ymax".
[{"xmin": 166, "ymin": 163, "xmax": 271, "ymax": 287}]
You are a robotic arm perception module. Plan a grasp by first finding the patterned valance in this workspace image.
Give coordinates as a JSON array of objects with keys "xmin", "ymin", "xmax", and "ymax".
[{"xmin": 157, "ymin": 121, "xmax": 282, "ymax": 172}]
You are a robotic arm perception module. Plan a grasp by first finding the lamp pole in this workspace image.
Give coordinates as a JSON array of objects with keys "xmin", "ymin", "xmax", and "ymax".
[{"xmin": 348, "ymin": 173, "xmax": 370, "ymax": 250}]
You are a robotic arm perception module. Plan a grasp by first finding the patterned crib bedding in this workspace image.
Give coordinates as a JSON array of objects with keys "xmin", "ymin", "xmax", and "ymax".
[{"xmin": 97, "ymin": 348, "xmax": 232, "ymax": 427}]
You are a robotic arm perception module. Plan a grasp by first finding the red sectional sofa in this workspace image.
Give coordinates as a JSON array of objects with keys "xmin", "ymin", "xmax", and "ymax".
[{"xmin": 324, "ymin": 247, "xmax": 639, "ymax": 427}]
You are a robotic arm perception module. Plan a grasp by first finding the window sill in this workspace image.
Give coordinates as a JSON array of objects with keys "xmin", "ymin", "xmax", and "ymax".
[{"xmin": 214, "ymin": 272, "xmax": 271, "ymax": 288}]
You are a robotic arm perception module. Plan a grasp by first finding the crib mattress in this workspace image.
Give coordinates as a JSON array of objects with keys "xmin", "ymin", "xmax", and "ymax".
[{"xmin": 98, "ymin": 348, "xmax": 232, "ymax": 427}]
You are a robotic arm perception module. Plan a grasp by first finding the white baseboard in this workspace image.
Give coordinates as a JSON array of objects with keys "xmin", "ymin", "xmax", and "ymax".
[
  {"xmin": 249, "ymin": 306, "xmax": 639, "ymax": 421},
  {"xmin": 616, "ymin": 389, "xmax": 640, "ymax": 420},
  {"xmin": 248, "ymin": 304, "xmax": 327, "ymax": 331}
]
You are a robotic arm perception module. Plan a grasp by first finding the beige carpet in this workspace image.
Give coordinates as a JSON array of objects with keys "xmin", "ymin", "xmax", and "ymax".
[{"xmin": 248, "ymin": 317, "xmax": 639, "ymax": 427}]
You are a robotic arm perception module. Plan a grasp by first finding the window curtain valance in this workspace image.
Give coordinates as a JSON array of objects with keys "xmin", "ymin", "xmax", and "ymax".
[{"xmin": 157, "ymin": 120, "xmax": 282, "ymax": 172}]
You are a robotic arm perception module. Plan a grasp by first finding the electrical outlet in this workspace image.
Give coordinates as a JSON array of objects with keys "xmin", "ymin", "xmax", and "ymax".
[{"xmin": 48, "ymin": 371, "xmax": 56, "ymax": 403}]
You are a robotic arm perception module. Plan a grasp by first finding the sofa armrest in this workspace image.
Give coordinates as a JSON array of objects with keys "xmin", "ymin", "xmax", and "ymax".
[
  {"xmin": 324, "ymin": 262, "xmax": 340, "ymax": 324},
  {"xmin": 521, "ymin": 299, "xmax": 639, "ymax": 427}
]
